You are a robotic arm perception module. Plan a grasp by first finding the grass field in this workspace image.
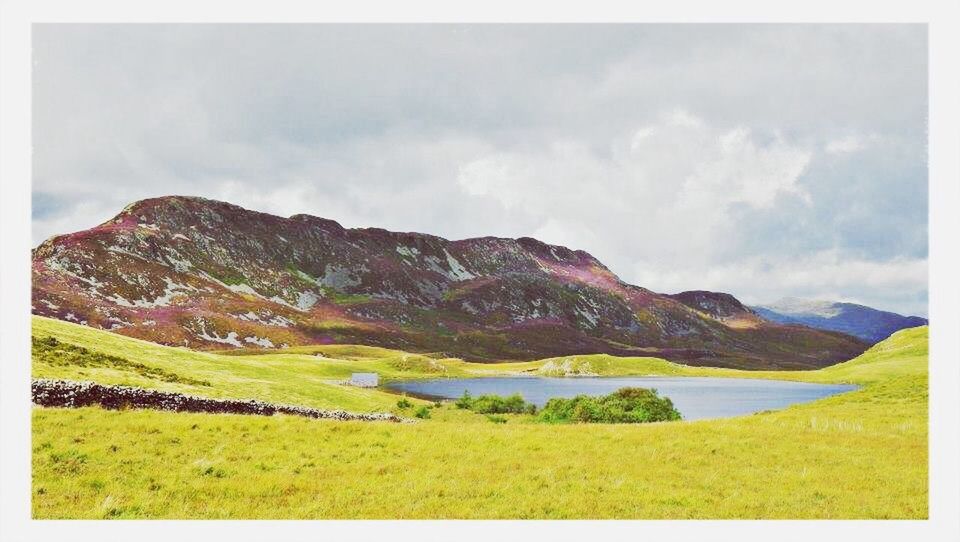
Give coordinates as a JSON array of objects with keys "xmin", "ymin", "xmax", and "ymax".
[
  {"xmin": 31, "ymin": 316, "xmax": 468, "ymax": 412},
  {"xmin": 31, "ymin": 316, "xmax": 928, "ymax": 519}
]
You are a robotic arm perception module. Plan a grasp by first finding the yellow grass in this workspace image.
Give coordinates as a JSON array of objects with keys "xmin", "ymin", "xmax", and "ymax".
[{"xmin": 31, "ymin": 317, "xmax": 928, "ymax": 518}]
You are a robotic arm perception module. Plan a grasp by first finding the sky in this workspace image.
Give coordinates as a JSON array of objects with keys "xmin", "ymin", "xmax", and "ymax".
[{"xmin": 32, "ymin": 24, "xmax": 929, "ymax": 316}]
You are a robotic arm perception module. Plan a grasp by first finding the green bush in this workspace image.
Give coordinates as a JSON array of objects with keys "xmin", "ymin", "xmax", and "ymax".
[
  {"xmin": 396, "ymin": 398, "xmax": 413, "ymax": 409},
  {"xmin": 537, "ymin": 387, "xmax": 681, "ymax": 424},
  {"xmin": 413, "ymin": 406, "xmax": 431, "ymax": 419},
  {"xmin": 454, "ymin": 391, "xmax": 474, "ymax": 409},
  {"xmin": 485, "ymin": 415, "xmax": 508, "ymax": 424},
  {"xmin": 454, "ymin": 391, "xmax": 536, "ymax": 414}
]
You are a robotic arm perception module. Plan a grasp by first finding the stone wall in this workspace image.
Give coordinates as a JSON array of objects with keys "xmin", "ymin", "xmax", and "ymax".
[{"xmin": 32, "ymin": 379, "xmax": 407, "ymax": 423}]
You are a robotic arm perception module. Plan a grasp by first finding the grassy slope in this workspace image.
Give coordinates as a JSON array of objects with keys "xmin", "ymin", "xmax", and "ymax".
[
  {"xmin": 31, "ymin": 316, "xmax": 477, "ymax": 412},
  {"xmin": 31, "ymin": 317, "xmax": 927, "ymax": 519},
  {"xmin": 475, "ymin": 330, "xmax": 928, "ymax": 385}
]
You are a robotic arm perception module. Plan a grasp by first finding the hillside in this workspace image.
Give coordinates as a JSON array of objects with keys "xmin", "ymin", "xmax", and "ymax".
[
  {"xmin": 752, "ymin": 297, "xmax": 927, "ymax": 343},
  {"xmin": 472, "ymin": 326, "xmax": 928, "ymax": 384},
  {"xmin": 31, "ymin": 316, "xmax": 458, "ymax": 412},
  {"xmin": 32, "ymin": 195, "xmax": 867, "ymax": 369}
]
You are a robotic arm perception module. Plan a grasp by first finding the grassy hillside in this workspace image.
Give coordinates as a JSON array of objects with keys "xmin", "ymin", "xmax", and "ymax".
[
  {"xmin": 31, "ymin": 317, "xmax": 927, "ymax": 519},
  {"xmin": 472, "ymin": 326, "xmax": 928, "ymax": 385},
  {"xmin": 31, "ymin": 316, "xmax": 475, "ymax": 412}
]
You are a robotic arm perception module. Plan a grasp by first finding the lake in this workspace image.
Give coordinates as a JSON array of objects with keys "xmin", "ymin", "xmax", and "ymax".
[{"xmin": 385, "ymin": 376, "xmax": 858, "ymax": 420}]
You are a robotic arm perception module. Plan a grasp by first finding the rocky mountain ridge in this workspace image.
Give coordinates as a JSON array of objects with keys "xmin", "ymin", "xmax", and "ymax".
[{"xmin": 32, "ymin": 196, "xmax": 869, "ymax": 369}]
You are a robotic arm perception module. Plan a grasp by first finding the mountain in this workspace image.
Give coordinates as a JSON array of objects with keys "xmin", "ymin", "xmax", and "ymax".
[
  {"xmin": 666, "ymin": 291, "xmax": 765, "ymax": 329},
  {"xmin": 31, "ymin": 196, "xmax": 869, "ymax": 369},
  {"xmin": 751, "ymin": 298, "xmax": 927, "ymax": 344}
]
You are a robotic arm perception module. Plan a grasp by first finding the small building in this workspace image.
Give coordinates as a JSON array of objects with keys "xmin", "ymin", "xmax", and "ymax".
[{"xmin": 349, "ymin": 372, "xmax": 379, "ymax": 388}]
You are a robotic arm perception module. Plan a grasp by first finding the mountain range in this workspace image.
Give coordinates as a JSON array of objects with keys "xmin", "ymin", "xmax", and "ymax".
[
  {"xmin": 751, "ymin": 298, "xmax": 927, "ymax": 344},
  {"xmin": 32, "ymin": 196, "xmax": 873, "ymax": 370}
]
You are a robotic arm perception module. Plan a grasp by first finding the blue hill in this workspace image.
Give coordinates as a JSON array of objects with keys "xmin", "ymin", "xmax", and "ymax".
[{"xmin": 751, "ymin": 298, "xmax": 927, "ymax": 344}]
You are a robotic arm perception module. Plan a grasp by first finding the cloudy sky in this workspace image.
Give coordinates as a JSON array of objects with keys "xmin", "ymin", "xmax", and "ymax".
[{"xmin": 32, "ymin": 24, "xmax": 928, "ymax": 316}]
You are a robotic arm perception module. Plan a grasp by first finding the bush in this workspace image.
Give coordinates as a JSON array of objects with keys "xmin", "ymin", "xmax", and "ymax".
[
  {"xmin": 396, "ymin": 398, "xmax": 413, "ymax": 409},
  {"xmin": 454, "ymin": 391, "xmax": 536, "ymax": 414},
  {"xmin": 413, "ymin": 406, "xmax": 432, "ymax": 419},
  {"xmin": 454, "ymin": 391, "xmax": 474, "ymax": 409},
  {"xmin": 485, "ymin": 414, "xmax": 508, "ymax": 424},
  {"xmin": 537, "ymin": 387, "xmax": 681, "ymax": 424}
]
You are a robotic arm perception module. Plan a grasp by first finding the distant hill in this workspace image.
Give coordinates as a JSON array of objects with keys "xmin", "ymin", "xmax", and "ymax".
[
  {"xmin": 31, "ymin": 195, "xmax": 868, "ymax": 369},
  {"xmin": 751, "ymin": 298, "xmax": 927, "ymax": 344}
]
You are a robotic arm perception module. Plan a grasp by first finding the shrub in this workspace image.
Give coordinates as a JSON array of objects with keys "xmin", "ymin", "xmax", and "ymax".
[
  {"xmin": 485, "ymin": 415, "xmax": 508, "ymax": 424},
  {"xmin": 454, "ymin": 390, "xmax": 474, "ymax": 409},
  {"xmin": 413, "ymin": 406, "xmax": 431, "ymax": 419},
  {"xmin": 454, "ymin": 391, "xmax": 535, "ymax": 414},
  {"xmin": 537, "ymin": 387, "xmax": 681, "ymax": 424},
  {"xmin": 396, "ymin": 398, "xmax": 413, "ymax": 409}
]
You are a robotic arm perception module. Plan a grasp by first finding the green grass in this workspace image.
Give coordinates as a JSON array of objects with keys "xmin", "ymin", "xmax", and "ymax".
[
  {"xmin": 31, "ymin": 316, "xmax": 928, "ymax": 519},
  {"xmin": 32, "ymin": 336, "xmax": 212, "ymax": 387},
  {"xmin": 31, "ymin": 316, "xmax": 476, "ymax": 412}
]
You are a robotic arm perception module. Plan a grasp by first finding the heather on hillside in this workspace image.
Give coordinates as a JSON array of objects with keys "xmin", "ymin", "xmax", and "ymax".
[{"xmin": 31, "ymin": 196, "xmax": 869, "ymax": 369}]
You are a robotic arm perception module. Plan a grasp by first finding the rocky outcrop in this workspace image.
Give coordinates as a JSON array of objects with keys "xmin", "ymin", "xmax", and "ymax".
[{"xmin": 31, "ymin": 379, "xmax": 408, "ymax": 422}]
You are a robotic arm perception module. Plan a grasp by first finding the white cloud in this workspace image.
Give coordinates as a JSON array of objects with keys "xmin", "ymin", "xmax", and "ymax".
[
  {"xmin": 825, "ymin": 136, "xmax": 868, "ymax": 154},
  {"xmin": 680, "ymin": 126, "xmax": 812, "ymax": 210},
  {"xmin": 457, "ymin": 110, "xmax": 813, "ymax": 265},
  {"xmin": 632, "ymin": 251, "xmax": 929, "ymax": 316},
  {"xmin": 666, "ymin": 108, "xmax": 706, "ymax": 129},
  {"xmin": 31, "ymin": 25, "xmax": 928, "ymax": 315},
  {"xmin": 456, "ymin": 154, "xmax": 532, "ymax": 210},
  {"xmin": 451, "ymin": 110, "xmax": 926, "ymax": 316}
]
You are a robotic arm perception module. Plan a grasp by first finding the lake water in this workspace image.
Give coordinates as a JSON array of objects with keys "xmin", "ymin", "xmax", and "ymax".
[{"xmin": 385, "ymin": 376, "xmax": 858, "ymax": 421}]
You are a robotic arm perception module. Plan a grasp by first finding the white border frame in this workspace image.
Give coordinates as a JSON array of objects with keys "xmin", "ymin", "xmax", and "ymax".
[{"xmin": 2, "ymin": 2, "xmax": 958, "ymax": 541}]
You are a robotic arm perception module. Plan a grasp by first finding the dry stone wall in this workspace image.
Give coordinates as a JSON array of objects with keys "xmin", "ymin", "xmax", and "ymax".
[{"xmin": 32, "ymin": 379, "xmax": 408, "ymax": 423}]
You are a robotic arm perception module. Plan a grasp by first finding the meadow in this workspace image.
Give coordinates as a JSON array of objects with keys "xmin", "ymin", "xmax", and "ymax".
[{"xmin": 31, "ymin": 316, "xmax": 928, "ymax": 519}]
